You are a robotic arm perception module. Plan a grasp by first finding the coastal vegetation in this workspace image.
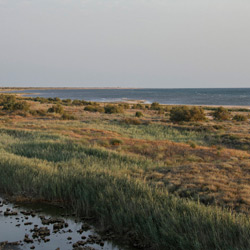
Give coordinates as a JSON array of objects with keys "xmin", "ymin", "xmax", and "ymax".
[{"xmin": 0, "ymin": 94, "xmax": 250, "ymax": 249}]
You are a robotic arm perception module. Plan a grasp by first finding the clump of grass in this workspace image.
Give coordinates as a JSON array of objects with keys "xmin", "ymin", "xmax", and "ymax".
[{"xmin": 109, "ymin": 138, "xmax": 123, "ymax": 146}]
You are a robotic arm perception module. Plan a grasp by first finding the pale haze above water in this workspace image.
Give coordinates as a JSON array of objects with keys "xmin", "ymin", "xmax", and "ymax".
[{"xmin": 0, "ymin": 0, "xmax": 250, "ymax": 88}]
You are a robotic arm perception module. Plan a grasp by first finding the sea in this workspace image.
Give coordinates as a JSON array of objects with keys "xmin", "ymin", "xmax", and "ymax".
[{"xmin": 9, "ymin": 88, "xmax": 250, "ymax": 106}]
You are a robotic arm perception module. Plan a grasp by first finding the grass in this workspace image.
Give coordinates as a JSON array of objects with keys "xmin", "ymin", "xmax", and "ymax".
[
  {"xmin": 0, "ymin": 129, "xmax": 250, "ymax": 249},
  {"xmin": 1, "ymin": 96, "xmax": 250, "ymax": 249},
  {"xmin": 81, "ymin": 119, "xmax": 210, "ymax": 144}
]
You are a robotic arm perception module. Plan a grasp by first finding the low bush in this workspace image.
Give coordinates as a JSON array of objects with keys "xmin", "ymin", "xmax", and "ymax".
[
  {"xmin": 61, "ymin": 112, "xmax": 76, "ymax": 120},
  {"xmin": 135, "ymin": 111, "xmax": 143, "ymax": 118},
  {"xmin": 33, "ymin": 97, "xmax": 48, "ymax": 103},
  {"xmin": 62, "ymin": 99, "xmax": 72, "ymax": 105},
  {"xmin": 150, "ymin": 102, "xmax": 161, "ymax": 110},
  {"xmin": 47, "ymin": 104, "xmax": 64, "ymax": 114},
  {"xmin": 233, "ymin": 114, "xmax": 247, "ymax": 121},
  {"xmin": 212, "ymin": 107, "xmax": 231, "ymax": 121},
  {"xmin": 0, "ymin": 95, "xmax": 16, "ymax": 105},
  {"xmin": 119, "ymin": 103, "xmax": 130, "ymax": 109},
  {"xmin": 72, "ymin": 99, "xmax": 92, "ymax": 106},
  {"xmin": 29, "ymin": 109, "xmax": 47, "ymax": 117},
  {"xmin": 122, "ymin": 118, "xmax": 142, "ymax": 125},
  {"xmin": 104, "ymin": 105, "xmax": 124, "ymax": 114},
  {"xmin": 3, "ymin": 101, "xmax": 30, "ymax": 112},
  {"xmin": 84, "ymin": 105, "xmax": 104, "ymax": 113},
  {"xmin": 132, "ymin": 104, "xmax": 144, "ymax": 110},
  {"xmin": 170, "ymin": 106, "xmax": 206, "ymax": 122}
]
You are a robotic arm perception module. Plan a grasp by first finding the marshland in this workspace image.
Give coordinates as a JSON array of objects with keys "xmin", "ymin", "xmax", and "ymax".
[{"xmin": 0, "ymin": 93, "xmax": 250, "ymax": 249}]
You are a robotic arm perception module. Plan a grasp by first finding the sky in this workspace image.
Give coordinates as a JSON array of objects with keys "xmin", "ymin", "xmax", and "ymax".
[{"xmin": 0, "ymin": 0, "xmax": 250, "ymax": 88}]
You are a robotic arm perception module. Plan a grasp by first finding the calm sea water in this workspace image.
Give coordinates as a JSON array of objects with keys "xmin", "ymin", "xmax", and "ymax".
[{"xmin": 10, "ymin": 88, "xmax": 250, "ymax": 106}]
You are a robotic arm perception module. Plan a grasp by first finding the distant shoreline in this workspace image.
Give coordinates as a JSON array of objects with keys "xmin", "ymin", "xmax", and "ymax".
[
  {"xmin": 0, "ymin": 87, "xmax": 138, "ymax": 92},
  {"xmin": 1, "ymin": 87, "xmax": 250, "ymax": 92},
  {"xmin": 1, "ymin": 87, "xmax": 250, "ymax": 108}
]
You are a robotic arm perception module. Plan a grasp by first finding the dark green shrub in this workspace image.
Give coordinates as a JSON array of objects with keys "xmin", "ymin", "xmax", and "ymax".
[
  {"xmin": 33, "ymin": 97, "xmax": 48, "ymax": 104},
  {"xmin": 150, "ymin": 102, "xmax": 161, "ymax": 110},
  {"xmin": 132, "ymin": 104, "xmax": 144, "ymax": 110},
  {"xmin": 47, "ymin": 104, "xmax": 64, "ymax": 114},
  {"xmin": 3, "ymin": 101, "xmax": 30, "ymax": 112},
  {"xmin": 104, "ymin": 105, "xmax": 124, "ymax": 114},
  {"xmin": 119, "ymin": 103, "xmax": 130, "ymax": 109},
  {"xmin": 233, "ymin": 114, "xmax": 247, "ymax": 121},
  {"xmin": 62, "ymin": 99, "xmax": 72, "ymax": 105},
  {"xmin": 53, "ymin": 97, "xmax": 61, "ymax": 103},
  {"xmin": 135, "ymin": 111, "xmax": 143, "ymax": 118},
  {"xmin": 122, "ymin": 118, "xmax": 142, "ymax": 125},
  {"xmin": 170, "ymin": 106, "xmax": 206, "ymax": 122},
  {"xmin": 72, "ymin": 99, "xmax": 84, "ymax": 106},
  {"xmin": 213, "ymin": 107, "xmax": 231, "ymax": 121},
  {"xmin": 157, "ymin": 110, "xmax": 165, "ymax": 115},
  {"xmin": 0, "ymin": 95, "xmax": 16, "ymax": 106},
  {"xmin": 61, "ymin": 112, "xmax": 76, "ymax": 120},
  {"xmin": 164, "ymin": 106, "xmax": 171, "ymax": 112},
  {"xmin": 29, "ymin": 109, "xmax": 47, "ymax": 117},
  {"xmin": 84, "ymin": 105, "xmax": 104, "ymax": 113}
]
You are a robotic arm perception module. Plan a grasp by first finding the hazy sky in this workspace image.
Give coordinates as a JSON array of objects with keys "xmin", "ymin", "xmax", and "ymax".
[{"xmin": 0, "ymin": 0, "xmax": 250, "ymax": 88}]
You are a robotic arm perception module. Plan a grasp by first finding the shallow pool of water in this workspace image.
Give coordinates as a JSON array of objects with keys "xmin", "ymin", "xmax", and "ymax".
[{"xmin": 0, "ymin": 196, "xmax": 123, "ymax": 250}]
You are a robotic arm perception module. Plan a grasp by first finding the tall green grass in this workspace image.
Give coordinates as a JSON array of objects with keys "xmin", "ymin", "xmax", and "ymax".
[{"xmin": 0, "ymin": 129, "xmax": 250, "ymax": 249}]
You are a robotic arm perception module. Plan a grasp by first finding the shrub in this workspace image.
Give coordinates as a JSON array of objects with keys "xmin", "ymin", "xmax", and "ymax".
[
  {"xmin": 53, "ymin": 97, "xmax": 61, "ymax": 103},
  {"xmin": 62, "ymin": 99, "xmax": 72, "ymax": 105},
  {"xmin": 33, "ymin": 97, "xmax": 48, "ymax": 104},
  {"xmin": 135, "ymin": 111, "xmax": 143, "ymax": 118},
  {"xmin": 122, "ymin": 118, "xmax": 142, "ymax": 125},
  {"xmin": 72, "ymin": 99, "xmax": 83, "ymax": 106},
  {"xmin": 157, "ymin": 110, "xmax": 165, "ymax": 115},
  {"xmin": 170, "ymin": 106, "xmax": 206, "ymax": 122},
  {"xmin": 233, "ymin": 114, "xmax": 247, "ymax": 122},
  {"xmin": 150, "ymin": 102, "xmax": 161, "ymax": 110},
  {"xmin": 3, "ymin": 101, "xmax": 30, "ymax": 112},
  {"xmin": 213, "ymin": 107, "xmax": 231, "ymax": 121},
  {"xmin": 61, "ymin": 112, "xmax": 76, "ymax": 120},
  {"xmin": 0, "ymin": 95, "xmax": 16, "ymax": 106},
  {"xmin": 104, "ymin": 105, "xmax": 124, "ymax": 114},
  {"xmin": 119, "ymin": 103, "xmax": 130, "ymax": 109},
  {"xmin": 132, "ymin": 104, "xmax": 144, "ymax": 110},
  {"xmin": 29, "ymin": 109, "xmax": 47, "ymax": 117},
  {"xmin": 47, "ymin": 104, "xmax": 64, "ymax": 114},
  {"xmin": 72, "ymin": 99, "xmax": 91, "ymax": 106},
  {"xmin": 84, "ymin": 105, "xmax": 104, "ymax": 113}
]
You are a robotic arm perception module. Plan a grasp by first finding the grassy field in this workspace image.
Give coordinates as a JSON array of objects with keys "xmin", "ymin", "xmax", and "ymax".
[{"xmin": 0, "ymin": 94, "xmax": 250, "ymax": 249}]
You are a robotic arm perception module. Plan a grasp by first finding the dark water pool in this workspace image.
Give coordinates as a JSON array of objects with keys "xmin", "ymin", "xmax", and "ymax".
[{"xmin": 0, "ymin": 196, "xmax": 124, "ymax": 250}]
